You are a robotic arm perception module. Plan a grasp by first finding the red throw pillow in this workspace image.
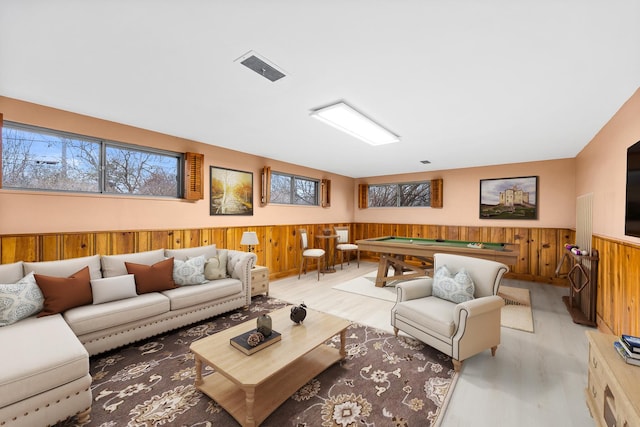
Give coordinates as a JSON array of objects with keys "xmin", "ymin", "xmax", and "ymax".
[
  {"xmin": 125, "ymin": 257, "xmax": 177, "ymax": 294},
  {"xmin": 34, "ymin": 266, "xmax": 93, "ymax": 317}
]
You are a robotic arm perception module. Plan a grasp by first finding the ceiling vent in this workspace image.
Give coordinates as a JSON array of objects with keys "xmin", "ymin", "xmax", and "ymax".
[
  {"xmin": 420, "ymin": 160, "xmax": 431, "ymax": 164},
  {"xmin": 235, "ymin": 50, "xmax": 286, "ymax": 82}
]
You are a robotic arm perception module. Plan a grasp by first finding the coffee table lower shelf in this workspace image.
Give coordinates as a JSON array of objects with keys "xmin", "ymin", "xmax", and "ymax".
[{"xmin": 197, "ymin": 344, "xmax": 342, "ymax": 427}]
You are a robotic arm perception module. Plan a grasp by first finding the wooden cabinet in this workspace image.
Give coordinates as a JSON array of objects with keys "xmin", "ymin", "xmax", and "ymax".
[
  {"xmin": 250, "ymin": 266, "xmax": 269, "ymax": 297},
  {"xmin": 585, "ymin": 331, "xmax": 640, "ymax": 427}
]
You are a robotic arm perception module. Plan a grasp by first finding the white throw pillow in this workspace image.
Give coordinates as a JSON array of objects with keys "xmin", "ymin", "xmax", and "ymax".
[
  {"xmin": 432, "ymin": 265, "xmax": 475, "ymax": 303},
  {"xmin": 0, "ymin": 272, "xmax": 44, "ymax": 326},
  {"xmin": 204, "ymin": 250, "xmax": 228, "ymax": 280},
  {"xmin": 90, "ymin": 274, "xmax": 138, "ymax": 304},
  {"xmin": 173, "ymin": 255, "xmax": 206, "ymax": 286}
]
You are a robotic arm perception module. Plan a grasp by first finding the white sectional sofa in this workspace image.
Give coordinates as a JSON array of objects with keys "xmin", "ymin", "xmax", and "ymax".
[{"xmin": 0, "ymin": 245, "xmax": 256, "ymax": 427}]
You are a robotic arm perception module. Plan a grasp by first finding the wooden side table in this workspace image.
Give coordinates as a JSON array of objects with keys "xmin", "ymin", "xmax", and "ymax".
[
  {"xmin": 250, "ymin": 265, "xmax": 269, "ymax": 297},
  {"xmin": 585, "ymin": 330, "xmax": 640, "ymax": 427}
]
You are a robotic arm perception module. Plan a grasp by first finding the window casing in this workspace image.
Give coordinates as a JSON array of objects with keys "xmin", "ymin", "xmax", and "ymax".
[
  {"xmin": 269, "ymin": 171, "xmax": 319, "ymax": 205},
  {"xmin": 1, "ymin": 122, "xmax": 183, "ymax": 197},
  {"xmin": 368, "ymin": 181, "xmax": 431, "ymax": 207}
]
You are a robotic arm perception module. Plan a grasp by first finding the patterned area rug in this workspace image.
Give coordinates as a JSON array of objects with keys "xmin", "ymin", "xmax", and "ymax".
[{"xmin": 58, "ymin": 296, "xmax": 458, "ymax": 427}]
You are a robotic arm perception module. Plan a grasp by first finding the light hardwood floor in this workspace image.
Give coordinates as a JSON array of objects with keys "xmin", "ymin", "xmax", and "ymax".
[{"xmin": 268, "ymin": 261, "xmax": 595, "ymax": 427}]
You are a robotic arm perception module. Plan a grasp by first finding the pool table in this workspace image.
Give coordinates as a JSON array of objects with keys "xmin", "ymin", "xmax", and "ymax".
[{"xmin": 356, "ymin": 236, "xmax": 519, "ymax": 287}]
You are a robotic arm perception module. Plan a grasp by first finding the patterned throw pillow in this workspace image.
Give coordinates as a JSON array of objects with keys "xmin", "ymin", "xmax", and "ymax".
[
  {"xmin": 173, "ymin": 255, "xmax": 206, "ymax": 286},
  {"xmin": 204, "ymin": 250, "xmax": 228, "ymax": 280},
  {"xmin": 0, "ymin": 272, "xmax": 44, "ymax": 326},
  {"xmin": 432, "ymin": 265, "xmax": 475, "ymax": 303}
]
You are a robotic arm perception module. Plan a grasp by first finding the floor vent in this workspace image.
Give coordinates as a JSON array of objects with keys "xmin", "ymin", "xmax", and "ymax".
[{"xmin": 236, "ymin": 51, "xmax": 286, "ymax": 82}]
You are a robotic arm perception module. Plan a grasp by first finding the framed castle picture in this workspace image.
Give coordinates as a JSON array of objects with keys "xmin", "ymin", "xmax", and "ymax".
[
  {"xmin": 210, "ymin": 166, "xmax": 254, "ymax": 216},
  {"xmin": 479, "ymin": 176, "xmax": 538, "ymax": 219}
]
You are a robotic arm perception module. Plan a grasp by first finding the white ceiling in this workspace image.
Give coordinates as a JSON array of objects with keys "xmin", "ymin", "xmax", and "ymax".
[{"xmin": 1, "ymin": 1, "xmax": 639, "ymax": 178}]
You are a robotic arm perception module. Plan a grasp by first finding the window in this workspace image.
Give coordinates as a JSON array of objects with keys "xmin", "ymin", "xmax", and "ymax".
[
  {"xmin": 368, "ymin": 181, "xmax": 431, "ymax": 207},
  {"xmin": 269, "ymin": 171, "xmax": 319, "ymax": 205},
  {"xmin": 1, "ymin": 122, "xmax": 183, "ymax": 197}
]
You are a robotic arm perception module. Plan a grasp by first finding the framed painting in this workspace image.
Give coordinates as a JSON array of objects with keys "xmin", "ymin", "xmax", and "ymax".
[
  {"xmin": 210, "ymin": 166, "xmax": 253, "ymax": 216},
  {"xmin": 480, "ymin": 176, "xmax": 538, "ymax": 219}
]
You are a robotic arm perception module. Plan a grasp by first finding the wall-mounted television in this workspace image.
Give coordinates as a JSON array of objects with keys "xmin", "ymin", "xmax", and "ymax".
[{"xmin": 625, "ymin": 140, "xmax": 640, "ymax": 238}]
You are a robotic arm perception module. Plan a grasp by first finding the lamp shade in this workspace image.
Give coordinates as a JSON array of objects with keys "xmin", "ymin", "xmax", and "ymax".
[{"xmin": 240, "ymin": 231, "xmax": 259, "ymax": 246}]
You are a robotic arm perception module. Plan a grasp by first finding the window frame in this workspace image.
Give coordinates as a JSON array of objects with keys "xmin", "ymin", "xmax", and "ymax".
[
  {"xmin": 1, "ymin": 121, "xmax": 185, "ymax": 198},
  {"xmin": 269, "ymin": 170, "xmax": 320, "ymax": 206},
  {"xmin": 367, "ymin": 180, "xmax": 432, "ymax": 208}
]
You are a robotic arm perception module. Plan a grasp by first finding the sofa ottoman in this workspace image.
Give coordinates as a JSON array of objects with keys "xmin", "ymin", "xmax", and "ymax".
[{"xmin": 0, "ymin": 314, "xmax": 91, "ymax": 426}]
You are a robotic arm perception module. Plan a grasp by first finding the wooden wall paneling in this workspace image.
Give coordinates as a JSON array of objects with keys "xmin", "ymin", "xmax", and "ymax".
[
  {"xmin": 111, "ymin": 232, "xmax": 136, "ymax": 255},
  {"xmin": 41, "ymin": 235, "xmax": 60, "ymax": 261},
  {"xmin": 537, "ymin": 228, "xmax": 561, "ymax": 281},
  {"xmin": 528, "ymin": 228, "xmax": 542, "ymax": 279},
  {"xmin": 445, "ymin": 225, "xmax": 461, "ymax": 241},
  {"xmin": 624, "ymin": 243, "xmax": 640, "ymax": 336},
  {"xmin": 148, "ymin": 230, "xmax": 172, "ymax": 250},
  {"xmin": 505, "ymin": 227, "xmax": 530, "ymax": 274},
  {"xmin": 284, "ymin": 225, "xmax": 298, "ymax": 277},
  {"xmin": 0, "ymin": 235, "xmax": 38, "ymax": 263},
  {"xmin": 199, "ymin": 228, "xmax": 212, "ymax": 246},
  {"xmin": 94, "ymin": 233, "xmax": 110, "ymax": 257},
  {"xmin": 182, "ymin": 229, "xmax": 202, "ymax": 249},
  {"xmin": 210, "ymin": 228, "xmax": 227, "ymax": 248},
  {"xmin": 62, "ymin": 233, "xmax": 93, "ymax": 259}
]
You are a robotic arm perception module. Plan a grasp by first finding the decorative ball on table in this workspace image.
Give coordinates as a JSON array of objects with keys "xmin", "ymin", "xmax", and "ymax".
[
  {"xmin": 290, "ymin": 303, "xmax": 307, "ymax": 324},
  {"xmin": 247, "ymin": 332, "xmax": 265, "ymax": 347}
]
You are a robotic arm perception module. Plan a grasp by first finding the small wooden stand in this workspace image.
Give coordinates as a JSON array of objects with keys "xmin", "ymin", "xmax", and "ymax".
[{"xmin": 556, "ymin": 248, "xmax": 598, "ymax": 327}]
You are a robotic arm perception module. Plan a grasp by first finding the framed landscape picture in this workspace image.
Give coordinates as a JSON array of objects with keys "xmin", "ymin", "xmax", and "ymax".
[
  {"xmin": 480, "ymin": 176, "xmax": 538, "ymax": 220},
  {"xmin": 210, "ymin": 166, "xmax": 253, "ymax": 216}
]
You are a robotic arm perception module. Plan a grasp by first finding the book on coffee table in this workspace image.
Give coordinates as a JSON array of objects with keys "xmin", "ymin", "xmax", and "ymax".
[{"xmin": 230, "ymin": 329, "xmax": 282, "ymax": 355}]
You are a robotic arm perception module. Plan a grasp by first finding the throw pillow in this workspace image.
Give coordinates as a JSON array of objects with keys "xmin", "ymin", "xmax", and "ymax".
[
  {"xmin": 90, "ymin": 274, "xmax": 138, "ymax": 304},
  {"xmin": 432, "ymin": 265, "xmax": 475, "ymax": 303},
  {"xmin": 173, "ymin": 255, "xmax": 206, "ymax": 286},
  {"xmin": 0, "ymin": 272, "xmax": 44, "ymax": 326},
  {"xmin": 34, "ymin": 266, "xmax": 93, "ymax": 317},
  {"xmin": 204, "ymin": 250, "xmax": 228, "ymax": 280},
  {"xmin": 125, "ymin": 257, "xmax": 177, "ymax": 294}
]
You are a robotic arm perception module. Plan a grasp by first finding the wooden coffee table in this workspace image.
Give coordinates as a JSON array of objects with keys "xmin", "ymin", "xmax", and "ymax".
[{"xmin": 190, "ymin": 307, "xmax": 351, "ymax": 427}]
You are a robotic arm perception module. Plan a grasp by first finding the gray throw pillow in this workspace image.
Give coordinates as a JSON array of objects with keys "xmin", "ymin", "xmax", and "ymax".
[
  {"xmin": 0, "ymin": 273, "xmax": 44, "ymax": 326},
  {"xmin": 432, "ymin": 265, "xmax": 475, "ymax": 303}
]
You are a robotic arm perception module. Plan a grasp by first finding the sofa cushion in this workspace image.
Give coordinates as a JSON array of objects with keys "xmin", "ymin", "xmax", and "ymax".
[
  {"xmin": 91, "ymin": 274, "xmax": 137, "ymax": 304},
  {"xmin": 162, "ymin": 278, "xmax": 242, "ymax": 310},
  {"xmin": 126, "ymin": 258, "xmax": 177, "ymax": 294},
  {"xmin": 164, "ymin": 244, "xmax": 217, "ymax": 261},
  {"xmin": 0, "ymin": 272, "xmax": 44, "ymax": 326},
  {"xmin": 173, "ymin": 255, "xmax": 206, "ymax": 285},
  {"xmin": 433, "ymin": 265, "xmax": 475, "ymax": 304},
  {"xmin": 0, "ymin": 261, "xmax": 24, "ymax": 284},
  {"xmin": 24, "ymin": 254, "xmax": 102, "ymax": 280},
  {"xmin": 394, "ymin": 296, "xmax": 457, "ymax": 338},
  {"xmin": 204, "ymin": 250, "xmax": 228, "ymax": 280},
  {"xmin": 34, "ymin": 267, "xmax": 93, "ymax": 316},
  {"xmin": 0, "ymin": 314, "xmax": 89, "ymax": 408},
  {"xmin": 100, "ymin": 249, "xmax": 165, "ymax": 278},
  {"xmin": 64, "ymin": 292, "xmax": 170, "ymax": 336}
]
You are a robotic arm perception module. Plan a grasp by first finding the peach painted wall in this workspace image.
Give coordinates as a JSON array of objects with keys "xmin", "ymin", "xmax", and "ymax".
[
  {"xmin": 575, "ymin": 87, "xmax": 640, "ymax": 245},
  {"xmin": 354, "ymin": 159, "xmax": 576, "ymax": 229},
  {"xmin": 0, "ymin": 97, "xmax": 354, "ymax": 234}
]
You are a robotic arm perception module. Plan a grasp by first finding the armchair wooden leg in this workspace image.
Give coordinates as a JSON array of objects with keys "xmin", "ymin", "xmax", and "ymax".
[
  {"xmin": 393, "ymin": 327, "xmax": 399, "ymax": 337},
  {"xmin": 452, "ymin": 359, "xmax": 462, "ymax": 372},
  {"xmin": 491, "ymin": 345, "xmax": 498, "ymax": 357},
  {"xmin": 298, "ymin": 258, "xmax": 303, "ymax": 279},
  {"xmin": 357, "ymin": 250, "xmax": 360, "ymax": 267}
]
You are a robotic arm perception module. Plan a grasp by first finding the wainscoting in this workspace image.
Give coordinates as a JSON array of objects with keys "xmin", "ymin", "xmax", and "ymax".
[{"xmin": 1, "ymin": 224, "xmax": 637, "ymax": 336}]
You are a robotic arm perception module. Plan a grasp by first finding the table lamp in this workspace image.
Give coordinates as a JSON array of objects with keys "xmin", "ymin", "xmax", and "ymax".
[{"xmin": 240, "ymin": 231, "xmax": 259, "ymax": 253}]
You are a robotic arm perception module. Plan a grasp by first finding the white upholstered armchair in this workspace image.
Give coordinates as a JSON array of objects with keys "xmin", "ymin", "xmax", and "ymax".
[{"xmin": 391, "ymin": 253, "xmax": 508, "ymax": 371}]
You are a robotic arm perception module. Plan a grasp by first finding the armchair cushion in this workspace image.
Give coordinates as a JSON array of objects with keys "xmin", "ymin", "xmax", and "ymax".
[
  {"xmin": 394, "ymin": 296, "xmax": 457, "ymax": 338},
  {"xmin": 432, "ymin": 265, "xmax": 475, "ymax": 303}
]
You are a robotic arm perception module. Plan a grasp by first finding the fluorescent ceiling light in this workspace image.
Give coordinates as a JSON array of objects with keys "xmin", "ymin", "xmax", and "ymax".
[{"xmin": 310, "ymin": 102, "xmax": 399, "ymax": 146}]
